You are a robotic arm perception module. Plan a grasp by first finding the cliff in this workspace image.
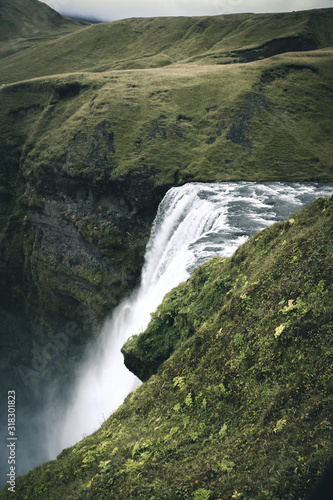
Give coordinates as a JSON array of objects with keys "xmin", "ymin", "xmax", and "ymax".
[{"xmin": 3, "ymin": 195, "xmax": 332, "ymax": 499}]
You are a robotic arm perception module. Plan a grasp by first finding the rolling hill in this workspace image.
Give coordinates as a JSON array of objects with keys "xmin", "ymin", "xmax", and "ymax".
[
  {"xmin": 0, "ymin": 7, "xmax": 333, "ymax": 83},
  {"xmin": 0, "ymin": 0, "xmax": 88, "ymax": 59}
]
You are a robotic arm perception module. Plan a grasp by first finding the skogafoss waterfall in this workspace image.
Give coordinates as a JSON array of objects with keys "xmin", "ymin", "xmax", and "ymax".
[{"xmin": 52, "ymin": 181, "xmax": 333, "ymax": 453}]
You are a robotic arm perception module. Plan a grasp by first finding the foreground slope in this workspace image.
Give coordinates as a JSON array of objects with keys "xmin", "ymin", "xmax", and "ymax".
[{"xmin": 3, "ymin": 195, "xmax": 332, "ymax": 499}]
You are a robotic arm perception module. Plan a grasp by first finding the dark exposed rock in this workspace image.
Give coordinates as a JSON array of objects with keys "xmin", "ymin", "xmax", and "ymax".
[
  {"xmin": 225, "ymin": 65, "xmax": 314, "ymax": 147},
  {"xmin": 64, "ymin": 119, "xmax": 116, "ymax": 172},
  {"xmin": 53, "ymin": 82, "xmax": 82, "ymax": 99},
  {"xmin": 8, "ymin": 104, "xmax": 44, "ymax": 121},
  {"xmin": 228, "ymin": 35, "xmax": 319, "ymax": 64},
  {"xmin": 177, "ymin": 114, "xmax": 193, "ymax": 122},
  {"xmin": 259, "ymin": 64, "xmax": 318, "ymax": 85},
  {"xmin": 21, "ymin": 164, "xmax": 166, "ymax": 321},
  {"xmin": 149, "ymin": 122, "xmax": 168, "ymax": 139},
  {"xmin": 226, "ymin": 92, "xmax": 267, "ymax": 147}
]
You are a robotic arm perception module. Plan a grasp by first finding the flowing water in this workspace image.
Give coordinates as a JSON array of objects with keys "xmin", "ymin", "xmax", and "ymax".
[{"xmin": 54, "ymin": 181, "xmax": 333, "ymax": 451}]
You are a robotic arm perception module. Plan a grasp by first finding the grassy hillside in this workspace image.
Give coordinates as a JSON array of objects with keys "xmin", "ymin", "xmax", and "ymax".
[
  {"xmin": 2, "ymin": 51, "xmax": 333, "ymax": 188},
  {"xmin": 1, "ymin": 9, "xmax": 333, "ymax": 83},
  {"xmin": 1, "ymin": 9, "xmax": 332, "ymax": 190},
  {"xmin": 3, "ymin": 195, "xmax": 332, "ymax": 499}
]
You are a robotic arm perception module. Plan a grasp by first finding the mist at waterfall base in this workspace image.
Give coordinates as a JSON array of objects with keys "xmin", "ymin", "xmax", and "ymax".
[{"xmin": 1, "ymin": 181, "xmax": 333, "ymax": 486}]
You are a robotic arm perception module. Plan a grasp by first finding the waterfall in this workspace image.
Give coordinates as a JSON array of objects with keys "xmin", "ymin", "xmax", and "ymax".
[{"xmin": 53, "ymin": 181, "xmax": 333, "ymax": 451}]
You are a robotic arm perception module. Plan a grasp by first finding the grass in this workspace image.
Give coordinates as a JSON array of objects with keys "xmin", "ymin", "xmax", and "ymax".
[
  {"xmin": 3, "ymin": 195, "xmax": 332, "ymax": 499},
  {"xmin": 0, "ymin": 0, "xmax": 87, "ymax": 59},
  {"xmin": 1, "ymin": 7, "xmax": 332, "ymax": 193},
  {"xmin": 1, "ymin": 8, "xmax": 332, "ymax": 83},
  {"xmin": 1, "ymin": 50, "xmax": 332, "ymax": 188}
]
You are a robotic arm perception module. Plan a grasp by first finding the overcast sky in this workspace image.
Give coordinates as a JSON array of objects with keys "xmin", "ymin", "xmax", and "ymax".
[{"xmin": 42, "ymin": 0, "xmax": 333, "ymax": 22}]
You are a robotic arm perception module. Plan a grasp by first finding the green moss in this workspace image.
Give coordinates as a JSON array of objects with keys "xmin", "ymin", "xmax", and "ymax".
[{"xmin": 122, "ymin": 259, "xmax": 232, "ymax": 380}]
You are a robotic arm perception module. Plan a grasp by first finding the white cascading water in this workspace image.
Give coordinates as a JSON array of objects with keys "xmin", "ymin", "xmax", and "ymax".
[{"xmin": 54, "ymin": 181, "xmax": 333, "ymax": 451}]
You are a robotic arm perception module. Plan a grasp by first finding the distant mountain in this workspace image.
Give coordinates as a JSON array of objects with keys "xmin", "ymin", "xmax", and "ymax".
[
  {"xmin": 67, "ymin": 15, "xmax": 105, "ymax": 24},
  {"xmin": 0, "ymin": 0, "xmax": 87, "ymax": 53}
]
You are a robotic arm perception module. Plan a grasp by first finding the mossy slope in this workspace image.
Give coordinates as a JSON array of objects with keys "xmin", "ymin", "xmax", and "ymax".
[{"xmin": 3, "ymin": 195, "xmax": 333, "ymax": 499}]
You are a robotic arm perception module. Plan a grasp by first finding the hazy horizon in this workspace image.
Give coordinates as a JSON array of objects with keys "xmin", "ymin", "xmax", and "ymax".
[{"xmin": 41, "ymin": 0, "xmax": 333, "ymax": 23}]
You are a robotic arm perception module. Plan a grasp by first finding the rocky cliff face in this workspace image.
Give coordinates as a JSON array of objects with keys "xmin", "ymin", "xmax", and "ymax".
[
  {"xmin": 0, "ymin": 135, "xmax": 167, "ymax": 392},
  {"xmin": 21, "ymin": 166, "xmax": 165, "ymax": 319}
]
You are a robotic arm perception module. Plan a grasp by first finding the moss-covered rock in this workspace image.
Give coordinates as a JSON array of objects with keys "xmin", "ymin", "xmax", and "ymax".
[{"xmin": 122, "ymin": 260, "xmax": 233, "ymax": 381}]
